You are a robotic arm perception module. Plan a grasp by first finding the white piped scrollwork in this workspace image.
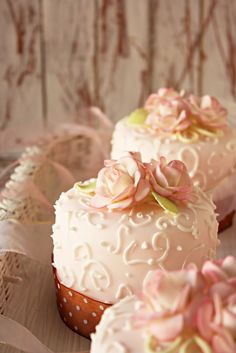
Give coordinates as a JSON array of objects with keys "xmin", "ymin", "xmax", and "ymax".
[
  {"xmin": 178, "ymin": 146, "xmax": 199, "ymax": 178},
  {"xmin": 128, "ymin": 209, "xmax": 153, "ymax": 227},
  {"xmin": 152, "ymin": 232, "xmax": 170, "ymax": 262},
  {"xmin": 115, "ymin": 284, "xmax": 133, "ymax": 300},
  {"xmin": 79, "ymin": 260, "xmax": 111, "ymax": 292},
  {"xmin": 76, "ymin": 209, "xmax": 106, "ymax": 229},
  {"xmin": 181, "ymin": 243, "xmax": 205, "ymax": 269},
  {"xmin": 74, "ymin": 242, "xmax": 92, "ymax": 261},
  {"xmin": 59, "ymin": 266, "xmax": 76, "ymax": 288},
  {"xmin": 100, "ymin": 224, "xmax": 130, "ymax": 254}
]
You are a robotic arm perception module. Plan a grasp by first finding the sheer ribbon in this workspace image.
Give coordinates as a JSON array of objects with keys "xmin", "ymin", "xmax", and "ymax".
[
  {"xmin": 0, "ymin": 315, "xmax": 88, "ymax": 353},
  {"xmin": 0, "ymin": 114, "xmax": 113, "ymax": 353}
]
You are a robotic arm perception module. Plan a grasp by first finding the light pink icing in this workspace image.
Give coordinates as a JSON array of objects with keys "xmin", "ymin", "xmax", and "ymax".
[
  {"xmin": 111, "ymin": 90, "xmax": 236, "ymax": 205},
  {"xmin": 52, "ymin": 182, "xmax": 218, "ymax": 304},
  {"xmin": 111, "ymin": 119, "xmax": 236, "ymax": 192}
]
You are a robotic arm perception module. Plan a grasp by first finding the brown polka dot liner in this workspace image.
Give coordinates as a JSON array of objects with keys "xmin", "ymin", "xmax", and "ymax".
[
  {"xmin": 53, "ymin": 266, "xmax": 111, "ymax": 339},
  {"xmin": 218, "ymin": 210, "xmax": 235, "ymax": 233}
]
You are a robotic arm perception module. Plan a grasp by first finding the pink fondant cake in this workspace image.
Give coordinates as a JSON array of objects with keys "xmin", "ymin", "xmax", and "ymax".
[
  {"xmin": 91, "ymin": 256, "xmax": 236, "ymax": 353},
  {"xmin": 52, "ymin": 152, "xmax": 218, "ymax": 336},
  {"xmin": 111, "ymin": 89, "xmax": 236, "ymax": 229}
]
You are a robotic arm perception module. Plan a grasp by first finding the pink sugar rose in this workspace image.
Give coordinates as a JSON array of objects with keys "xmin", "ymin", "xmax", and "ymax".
[
  {"xmin": 134, "ymin": 256, "xmax": 236, "ymax": 353},
  {"xmin": 197, "ymin": 290, "xmax": 236, "ymax": 353},
  {"xmin": 189, "ymin": 94, "xmax": 228, "ymax": 129},
  {"xmin": 144, "ymin": 88, "xmax": 191, "ymax": 133},
  {"xmin": 135, "ymin": 268, "xmax": 203, "ymax": 342},
  {"xmin": 197, "ymin": 257, "xmax": 236, "ymax": 352},
  {"xmin": 91, "ymin": 152, "xmax": 150, "ymax": 210},
  {"xmin": 202, "ymin": 256, "xmax": 236, "ymax": 284},
  {"xmin": 147, "ymin": 156, "xmax": 193, "ymax": 202}
]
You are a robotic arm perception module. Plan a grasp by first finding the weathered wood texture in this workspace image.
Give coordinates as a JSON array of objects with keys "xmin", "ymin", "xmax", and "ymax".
[
  {"xmin": 0, "ymin": 0, "xmax": 236, "ymax": 149},
  {"xmin": 0, "ymin": 0, "xmax": 44, "ymax": 150},
  {"xmin": 152, "ymin": 0, "xmax": 236, "ymax": 99}
]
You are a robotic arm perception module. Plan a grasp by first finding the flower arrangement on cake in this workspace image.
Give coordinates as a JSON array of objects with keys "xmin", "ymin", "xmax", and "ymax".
[
  {"xmin": 91, "ymin": 256, "xmax": 236, "ymax": 353},
  {"xmin": 111, "ymin": 89, "xmax": 236, "ymax": 230},
  {"xmin": 52, "ymin": 152, "xmax": 218, "ymax": 337}
]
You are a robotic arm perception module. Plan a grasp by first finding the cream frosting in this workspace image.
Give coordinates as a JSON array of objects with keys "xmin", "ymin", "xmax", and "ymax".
[
  {"xmin": 90, "ymin": 295, "xmax": 143, "ymax": 353},
  {"xmin": 111, "ymin": 118, "xmax": 236, "ymax": 191},
  {"xmin": 52, "ymin": 184, "xmax": 218, "ymax": 304},
  {"xmin": 208, "ymin": 169, "xmax": 236, "ymax": 221}
]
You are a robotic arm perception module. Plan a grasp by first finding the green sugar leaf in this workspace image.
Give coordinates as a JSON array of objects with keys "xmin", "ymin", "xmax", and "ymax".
[
  {"xmin": 193, "ymin": 335, "xmax": 212, "ymax": 353},
  {"xmin": 191, "ymin": 125, "xmax": 219, "ymax": 138},
  {"xmin": 127, "ymin": 108, "xmax": 148, "ymax": 126},
  {"xmin": 152, "ymin": 192, "xmax": 178, "ymax": 214},
  {"xmin": 176, "ymin": 131, "xmax": 199, "ymax": 144},
  {"xmin": 145, "ymin": 335, "xmax": 183, "ymax": 353},
  {"xmin": 75, "ymin": 180, "xmax": 96, "ymax": 193}
]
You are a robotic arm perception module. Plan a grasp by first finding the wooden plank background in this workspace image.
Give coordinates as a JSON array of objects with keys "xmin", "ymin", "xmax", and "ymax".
[{"xmin": 0, "ymin": 0, "xmax": 236, "ymax": 151}]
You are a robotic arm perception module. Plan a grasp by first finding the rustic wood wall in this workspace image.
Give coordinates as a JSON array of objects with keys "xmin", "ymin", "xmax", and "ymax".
[{"xmin": 0, "ymin": 0, "xmax": 236, "ymax": 150}]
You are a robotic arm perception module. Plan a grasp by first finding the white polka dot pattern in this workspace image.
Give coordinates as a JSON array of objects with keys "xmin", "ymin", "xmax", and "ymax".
[{"xmin": 53, "ymin": 267, "xmax": 111, "ymax": 338}]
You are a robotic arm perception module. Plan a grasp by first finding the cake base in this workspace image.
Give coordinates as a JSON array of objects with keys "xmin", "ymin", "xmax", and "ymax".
[
  {"xmin": 52, "ymin": 266, "xmax": 111, "ymax": 339},
  {"xmin": 218, "ymin": 211, "xmax": 235, "ymax": 233}
]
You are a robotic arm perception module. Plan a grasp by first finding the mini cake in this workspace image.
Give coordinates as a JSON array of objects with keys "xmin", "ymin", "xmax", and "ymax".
[
  {"xmin": 111, "ymin": 89, "xmax": 236, "ymax": 230},
  {"xmin": 52, "ymin": 152, "xmax": 218, "ymax": 337},
  {"xmin": 91, "ymin": 256, "xmax": 236, "ymax": 353}
]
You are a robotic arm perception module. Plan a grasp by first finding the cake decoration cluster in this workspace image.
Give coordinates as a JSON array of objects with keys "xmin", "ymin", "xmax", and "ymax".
[
  {"xmin": 127, "ymin": 88, "xmax": 228, "ymax": 143},
  {"xmin": 134, "ymin": 256, "xmax": 236, "ymax": 353},
  {"xmin": 76, "ymin": 152, "xmax": 193, "ymax": 213}
]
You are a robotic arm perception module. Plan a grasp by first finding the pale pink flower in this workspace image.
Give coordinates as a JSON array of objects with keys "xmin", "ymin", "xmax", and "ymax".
[
  {"xmin": 202, "ymin": 256, "xmax": 236, "ymax": 284},
  {"xmin": 135, "ymin": 267, "xmax": 204, "ymax": 342},
  {"xmin": 189, "ymin": 94, "xmax": 228, "ymax": 129},
  {"xmin": 196, "ymin": 289, "xmax": 236, "ymax": 353},
  {"xmin": 133, "ymin": 256, "xmax": 236, "ymax": 353},
  {"xmin": 196, "ymin": 257, "xmax": 236, "ymax": 352},
  {"xmin": 144, "ymin": 88, "xmax": 191, "ymax": 133},
  {"xmin": 91, "ymin": 152, "xmax": 150, "ymax": 210},
  {"xmin": 147, "ymin": 156, "xmax": 193, "ymax": 202}
]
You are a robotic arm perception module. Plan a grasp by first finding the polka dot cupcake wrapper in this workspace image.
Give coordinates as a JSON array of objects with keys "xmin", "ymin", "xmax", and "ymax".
[
  {"xmin": 53, "ymin": 266, "xmax": 111, "ymax": 339},
  {"xmin": 218, "ymin": 210, "xmax": 235, "ymax": 233}
]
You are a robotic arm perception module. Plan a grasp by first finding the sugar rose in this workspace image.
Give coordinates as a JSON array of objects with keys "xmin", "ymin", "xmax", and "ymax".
[
  {"xmin": 197, "ymin": 276, "xmax": 236, "ymax": 352},
  {"xmin": 201, "ymin": 256, "xmax": 236, "ymax": 283},
  {"xmin": 144, "ymin": 88, "xmax": 191, "ymax": 133},
  {"xmin": 147, "ymin": 156, "xmax": 193, "ymax": 202},
  {"xmin": 197, "ymin": 257, "xmax": 236, "ymax": 353},
  {"xmin": 189, "ymin": 95, "xmax": 228, "ymax": 130},
  {"xmin": 136, "ymin": 267, "xmax": 203, "ymax": 342},
  {"xmin": 134, "ymin": 256, "xmax": 236, "ymax": 353},
  {"xmin": 91, "ymin": 152, "xmax": 150, "ymax": 210}
]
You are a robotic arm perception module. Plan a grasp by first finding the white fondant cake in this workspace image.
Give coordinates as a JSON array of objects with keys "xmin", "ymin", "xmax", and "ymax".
[
  {"xmin": 112, "ymin": 119, "xmax": 236, "ymax": 191},
  {"xmin": 52, "ymin": 153, "xmax": 218, "ymax": 305},
  {"xmin": 111, "ymin": 89, "xmax": 236, "ymax": 221},
  {"xmin": 90, "ymin": 257, "xmax": 236, "ymax": 353}
]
